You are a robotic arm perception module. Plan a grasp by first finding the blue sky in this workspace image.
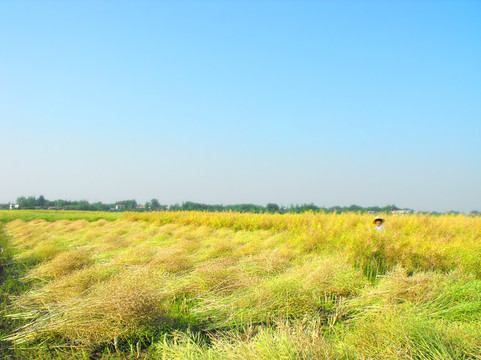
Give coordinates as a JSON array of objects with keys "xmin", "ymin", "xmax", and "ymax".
[{"xmin": 1, "ymin": 1, "xmax": 480, "ymax": 212}]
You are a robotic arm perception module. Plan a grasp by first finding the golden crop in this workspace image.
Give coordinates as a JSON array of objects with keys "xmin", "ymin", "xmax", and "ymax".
[{"xmin": 1, "ymin": 211, "xmax": 480, "ymax": 359}]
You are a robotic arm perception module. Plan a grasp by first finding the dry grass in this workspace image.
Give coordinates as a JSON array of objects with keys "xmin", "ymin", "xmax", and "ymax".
[{"xmin": 1, "ymin": 211, "xmax": 481, "ymax": 359}]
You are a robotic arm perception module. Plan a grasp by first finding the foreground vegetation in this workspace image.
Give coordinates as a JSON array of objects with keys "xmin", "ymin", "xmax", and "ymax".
[{"xmin": 1, "ymin": 211, "xmax": 480, "ymax": 359}]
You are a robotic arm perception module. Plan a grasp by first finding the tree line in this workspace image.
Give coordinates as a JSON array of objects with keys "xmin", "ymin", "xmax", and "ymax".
[{"xmin": 0, "ymin": 195, "xmax": 418, "ymax": 214}]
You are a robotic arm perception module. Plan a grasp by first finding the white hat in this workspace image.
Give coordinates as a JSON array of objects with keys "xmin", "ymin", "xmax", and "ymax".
[{"xmin": 373, "ymin": 216, "xmax": 385, "ymax": 224}]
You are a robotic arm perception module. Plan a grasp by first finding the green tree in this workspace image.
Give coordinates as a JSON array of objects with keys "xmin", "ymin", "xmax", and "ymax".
[
  {"xmin": 150, "ymin": 199, "xmax": 161, "ymax": 211},
  {"xmin": 266, "ymin": 203, "xmax": 280, "ymax": 213},
  {"xmin": 116, "ymin": 200, "xmax": 137, "ymax": 210},
  {"xmin": 37, "ymin": 195, "xmax": 46, "ymax": 208}
]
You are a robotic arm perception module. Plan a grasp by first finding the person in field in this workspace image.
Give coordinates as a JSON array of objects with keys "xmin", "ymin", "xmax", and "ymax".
[{"xmin": 373, "ymin": 216, "xmax": 385, "ymax": 231}]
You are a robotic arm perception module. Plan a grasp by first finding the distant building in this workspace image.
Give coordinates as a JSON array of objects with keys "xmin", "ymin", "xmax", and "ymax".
[
  {"xmin": 137, "ymin": 205, "xmax": 145, "ymax": 209},
  {"xmin": 391, "ymin": 209, "xmax": 413, "ymax": 215},
  {"xmin": 9, "ymin": 203, "xmax": 19, "ymax": 210},
  {"xmin": 115, "ymin": 204, "xmax": 125, "ymax": 210}
]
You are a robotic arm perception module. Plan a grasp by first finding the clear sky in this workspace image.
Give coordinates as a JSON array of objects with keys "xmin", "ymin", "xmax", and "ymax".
[{"xmin": 1, "ymin": 1, "xmax": 480, "ymax": 212}]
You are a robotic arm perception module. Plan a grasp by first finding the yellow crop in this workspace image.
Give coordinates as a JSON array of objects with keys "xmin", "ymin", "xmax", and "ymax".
[{"xmin": 1, "ymin": 211, "xmax": 480, "ymax": 359}]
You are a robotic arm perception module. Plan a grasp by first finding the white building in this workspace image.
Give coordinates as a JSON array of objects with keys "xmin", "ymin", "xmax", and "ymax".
[{"xmin": 391, "ymin": 209, "xmax": 413, "ymax": 215}]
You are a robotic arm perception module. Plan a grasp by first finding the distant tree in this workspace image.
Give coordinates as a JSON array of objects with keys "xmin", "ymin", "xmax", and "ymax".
[
  {"xmin": 16, "ymin": 196, "xmax": 26, "ymax": 208},
  {"xmin": 229, "ymin": 204, "xmax": 264, "ymax": 213},
  {"xmin": 266, "ymin": 203, "xmax": 280, "ymax": 213},
  {"xmin": 91, "ymin": 202, "xmax": 106, "ymax": 211},
  {"xmin": 150, "ymin": 199, "xmax": 161, "ymax": 211},
  {"xmin": 382, "ymin": 204, "xmax": 399, "ymax": 212},
  {"xmin": 17, "ymin": 196, "xmax": 37, "ymax": 208},
  {"xmin": 169, "ymin": 204, "xmax": 181, "ymax": 211},
  {"xmin": 182, "ymin": 202, "xmax": 205, "ymax": 211},
  {"xmin": 10, "ymin": 195, "xmax": 428, "ymax": 215},
  {"xmin": 115, "ymin": 200, "xmax": 137, "ymax": 210},
  {"xmin": 348, "ymin": 204, "xmax": 362, "ymax": 212},
  {"xmin": 300, "ymin": 203, "xmax": 320, "ymax": 212},
  {"xmin": 37, "ymin": 195, "xmax": 46, "ymax": 208},
  {"xmin": 76, "ymin": 200, "xmax": 90, "ymax": 211}
]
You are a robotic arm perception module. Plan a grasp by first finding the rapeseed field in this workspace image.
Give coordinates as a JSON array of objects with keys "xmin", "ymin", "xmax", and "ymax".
[{"xmin": 1, "ymin": 211, "xmax": 480, "ymax": 359}]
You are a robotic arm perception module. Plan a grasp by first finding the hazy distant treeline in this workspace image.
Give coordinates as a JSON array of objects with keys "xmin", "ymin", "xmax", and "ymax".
[{"xmin": 0, "ymin": 195, "xmax": 419, "ymax": 214}]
